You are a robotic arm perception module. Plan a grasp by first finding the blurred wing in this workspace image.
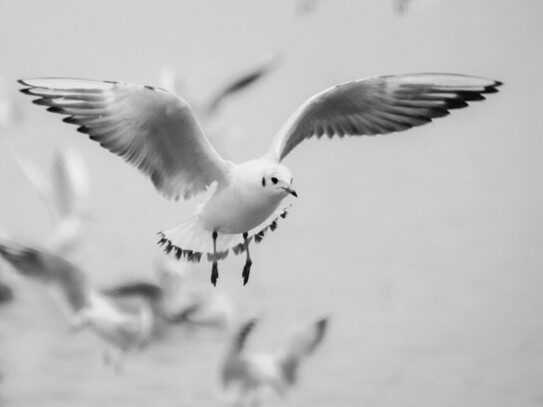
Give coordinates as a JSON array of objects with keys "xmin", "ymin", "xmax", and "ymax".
[
  {"xmin": 102, "ymin": 281, "xmax": 163, "ymax": 303},
  {"xmin": 267, "ymin": 73, "xmax": 502, "ymax": 162},
  {"xmin": 277, "ymin": 316, "xmax": 328, "ymax": 384},
  {"xmin": 19, "ymin": 78, "xmax": 231, "ymax": 200},
  {"xmin": 10, "ymin": 146, "xmax": 56, "ymax": 219},
  {"xmin": 52, "ymin": 146, "xmax": 90, "ymax": 219},
  {"xmin": 233, "ymin": 318, "xmax": 258, "ymax": 353},
  {"xmin": 202, "ymin": 54, "xmax": 280, "ymax": 118},
  {"xmin": 0, "ymin": 241, "xmax": 91, "ymax": 312}
]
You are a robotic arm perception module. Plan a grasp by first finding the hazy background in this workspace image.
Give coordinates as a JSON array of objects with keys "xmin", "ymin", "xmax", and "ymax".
[{"xmin": 1, "ymin": 0, "xmax": 542, "ymax": 406}]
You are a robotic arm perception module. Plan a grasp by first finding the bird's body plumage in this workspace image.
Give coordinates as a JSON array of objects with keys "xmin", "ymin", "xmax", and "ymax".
[{"xmin": 18, "ymin": 73, "xmax": 502, "ymax": 284}]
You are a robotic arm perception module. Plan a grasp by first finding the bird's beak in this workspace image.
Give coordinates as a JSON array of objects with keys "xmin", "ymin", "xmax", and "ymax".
[{"xmin": 282, "ymin": 186, "xmax": 298, "ymax": 198}]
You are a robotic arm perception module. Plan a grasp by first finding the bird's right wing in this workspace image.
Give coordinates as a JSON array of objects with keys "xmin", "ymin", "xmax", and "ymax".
[{"xmin": 19, "ymin": 78, "xmax": 232, "ymax": 200}]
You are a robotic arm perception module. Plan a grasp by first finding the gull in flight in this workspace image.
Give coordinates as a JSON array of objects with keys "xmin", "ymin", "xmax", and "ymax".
[
  {"xmin": 103, "ymin": 257, "xmax": 236, "ymax": 333},
  {"xmin": 159, "ymin": 53, "xmax": 280, "ymax": 121},
  {"xmin": 18, "ymin": 73, "xmax": 502, "ymax": 285},
  {"xmin": 221, "ymin": 315, "xmax": 328, "ymax": 406},
  {"xmin": 11, "ymin": 146, "xmax": 90, "ymax": 255},
  {"xmin": 0, "ymin": 240, "xmax": 155, "ymax": 373}
]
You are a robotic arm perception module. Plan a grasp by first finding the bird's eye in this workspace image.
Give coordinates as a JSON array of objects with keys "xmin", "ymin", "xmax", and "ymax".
[
  {"xmin": 271, "ymin": 177, "xmax": 278, "ymax": 185},
  {"xmin": 261, "ymin": 177, "xmax": 266, "ymax": 187}
]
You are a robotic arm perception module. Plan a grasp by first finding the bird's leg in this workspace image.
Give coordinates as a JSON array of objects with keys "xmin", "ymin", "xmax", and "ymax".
[
  {"xmin": 211, "ymin": 230, "xmax": 219, "ymax": 286},
  {"xmin": 241, "ymin": 232, "xmax": 252, "ymax": 285}
]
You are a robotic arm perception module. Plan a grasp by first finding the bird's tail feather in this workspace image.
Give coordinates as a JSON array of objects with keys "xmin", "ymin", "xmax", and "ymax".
[{"xmin": 157, "ymin": 205, "xmax": 291, "ymax": 263}]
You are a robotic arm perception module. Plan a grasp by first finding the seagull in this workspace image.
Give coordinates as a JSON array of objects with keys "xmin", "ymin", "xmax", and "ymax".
[
  {"xmin": 159, "ymin": 53, "xmax": 280, "ymax": 121},
  {"xmin": 221, "ymin": 315, "xmax": 328, "ymax": 406},
  {"xmin": 104, "ymin": 257, "xmax": 236, "ymax": 332},
  {"xmin": 11, "ymin": 146, "xmax": 90, "ymax": 255},
  {"xmin": 18, "ymin": 73, "xmax": 502, "ymax": 285},
  {"xmin": 0, "ymin": 240, "xmax": 155, "ymax": 372}
]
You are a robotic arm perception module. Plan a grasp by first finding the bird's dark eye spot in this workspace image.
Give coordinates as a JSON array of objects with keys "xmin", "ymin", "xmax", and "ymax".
[
  {"xmin": 262, "ymin": 177, "xmax": 266, "ymax": 187},
  {"xmin": 271, "ymin": 177, "xmax": 278, "ymax": 184}
]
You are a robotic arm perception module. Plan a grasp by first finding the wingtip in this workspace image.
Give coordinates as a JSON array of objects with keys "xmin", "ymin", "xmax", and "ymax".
[{"xmin": 485, "ymin": 80, "xmax": 504, "ymax": 93}]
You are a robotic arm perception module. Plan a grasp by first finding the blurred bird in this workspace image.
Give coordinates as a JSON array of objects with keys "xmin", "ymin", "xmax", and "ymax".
[
  {"xmin": 159, "ymin": 54, "xmax": 280, "ymax": 121},
  {"xmin": 11, "ymin": 146, "xmax": 90, "ymax": 255},
  {"xmin": 104, "ymin": 257, "xmax": 236, "ymax": 333},
  {"xmin": 221, "ymin": 315, "xmax": 329, "ymax": 406},
  {"xmin": 0, "ymin": 241, "xmax": 155, "ymax": 373},
  {"xmin": 18, "ymin": 73, "xmax": 502, "ymax": 285},
  {"xmin": 295, "ymin": 0, "xmax": 323, "ymax": 15}
]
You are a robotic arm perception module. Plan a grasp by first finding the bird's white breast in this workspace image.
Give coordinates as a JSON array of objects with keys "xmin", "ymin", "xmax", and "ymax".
[{"xmin": 199, "ymin": 161, "xmax": 284, "ymax": 234}]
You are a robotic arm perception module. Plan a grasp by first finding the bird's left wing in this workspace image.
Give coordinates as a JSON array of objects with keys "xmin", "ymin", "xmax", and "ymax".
[
  {"xmin": 266, "ymin": 73, "xmax": 502, "ymax": 162},
  {"xmin": 19, "ymin": 78, "xmax": 231, "ymax": 200}
]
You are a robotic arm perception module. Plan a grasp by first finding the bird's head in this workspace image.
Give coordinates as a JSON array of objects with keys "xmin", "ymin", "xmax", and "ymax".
[{"xmin": 259, "ymin": 163, "xmax": 297, "ymax": 199}]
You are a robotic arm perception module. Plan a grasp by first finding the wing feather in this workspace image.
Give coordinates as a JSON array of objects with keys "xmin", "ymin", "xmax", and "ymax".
[
  {"xmin": 19, "ymin": 78, "xmax": 231, "ymax": 200},
  {"xmin": 0, "ymin": 242, "xmax": 91, "ymax": 312},
  {"xmin": 267, "ymin": 73, "xmax": 502, "ymax": 161}
]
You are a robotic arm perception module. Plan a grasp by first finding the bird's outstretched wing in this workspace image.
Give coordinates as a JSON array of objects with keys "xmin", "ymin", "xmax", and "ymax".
[
  {"xmin": 0, "ymin": 241, "xmax": 90, "ymax": 312},
  {"xmin": 19, "ymin": 79, "xmax": 232, "ymax": 200},
  {"xmin": 266, "ymin": 73, "xmax": 502, "ymax": 162},
  {"xmin": 277, "ymin": 316, "xmax": 328, "ymax": 385}
]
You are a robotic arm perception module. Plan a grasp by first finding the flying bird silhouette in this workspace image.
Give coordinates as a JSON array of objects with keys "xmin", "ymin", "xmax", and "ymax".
[
  {"xmin": 18, "ymin": 73, "xmax": 502, "ymax": 285},
  {"xmin": 221, "ymin": 315, "xmax": 328, "ymax": 406},
  {"xmin": 0, "ymin": 241, "xmax": 155, "ymax": 372}
]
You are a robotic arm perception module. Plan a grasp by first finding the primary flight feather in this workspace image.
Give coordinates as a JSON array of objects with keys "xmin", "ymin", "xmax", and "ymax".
[{"xmin": 18, "ymin": 73, "xmax": 502, "ymax": 285}]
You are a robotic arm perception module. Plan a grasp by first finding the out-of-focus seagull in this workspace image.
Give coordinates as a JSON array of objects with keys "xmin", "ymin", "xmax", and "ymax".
[
  {"xmin": 18, "ymin": 73, "xmax": 502, "ymax": 285},
  {"xmin": 104, "ymin": 257, "xmax": 236, "ymax": 332},
  {"xmin": 0, "ymin": 241, "xmax": 155, "ymax": 373},
  {"xmin": 221, "ymin": 315, "xmax": 328, "ymax": 406},
  {"xmin": 159, "ymin": 54, "xmax": 280, "ymax": 121},
  {"xmin": 11, "ymin": 146, "xmax": 90, "ymax": 255}
]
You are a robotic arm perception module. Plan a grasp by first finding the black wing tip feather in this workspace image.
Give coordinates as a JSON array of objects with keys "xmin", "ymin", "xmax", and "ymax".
[
  {"xmin": 156, "ymin": 233, "xmax": 204, "ymax": 263},
  {"xmin": 484, "ymin": 80, "xmax": 503, "ymax": 93}
]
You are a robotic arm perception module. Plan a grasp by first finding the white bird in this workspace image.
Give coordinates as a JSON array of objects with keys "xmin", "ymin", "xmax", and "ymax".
[
  {"xmin": 221, "ymin": 315, "xmax": 328, "ymax": 406},
  {"xmin": 0, "ymin": 240, "xmax": 155, "ymax": 372},
  {"xmin": 18, "ymin": 73, "xmax": 502, "ymax": 285},
  {"xmin": 11, "ymin": 146, "xmax": 90, "ymax": 255}
]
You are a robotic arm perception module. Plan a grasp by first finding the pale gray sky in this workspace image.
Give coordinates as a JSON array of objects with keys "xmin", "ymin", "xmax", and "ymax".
[{"xmin": 1, "ymin": 1, "xmax": 542, "ymax": 406}]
